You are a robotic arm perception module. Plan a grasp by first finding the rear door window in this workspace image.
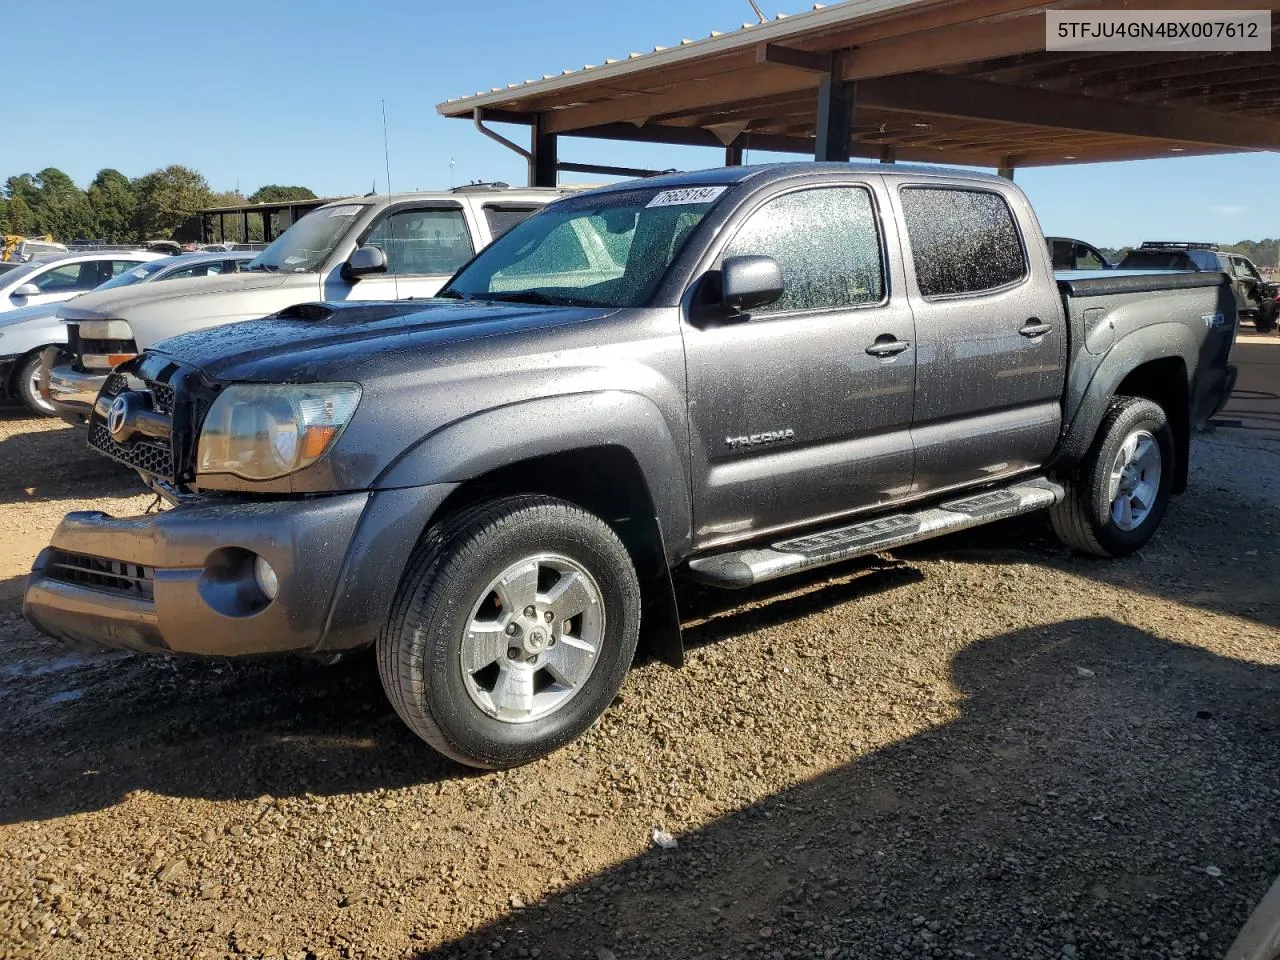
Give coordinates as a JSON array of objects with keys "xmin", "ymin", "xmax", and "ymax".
[
  {"xmin": 900, "ymin": 187, "xmax": 1027, "ymax": 298},
  {"xmin": 483, "ymin": 205, "xmax": 541, "ymax": 239},
  {"xmin": 721, "ymin": 185, "xmax": 885, "ymax": 315}
]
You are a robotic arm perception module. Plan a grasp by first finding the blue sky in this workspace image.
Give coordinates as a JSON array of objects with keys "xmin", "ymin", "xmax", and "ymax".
[{"xmin": 3, "ymin": 0, "xmax": 1276, "ymax": 247}]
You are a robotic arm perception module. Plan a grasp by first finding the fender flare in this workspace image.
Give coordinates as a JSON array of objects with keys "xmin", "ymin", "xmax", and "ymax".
[
  {"xmin": 1055, "ymin": 322, "xmax": 1196, "ymax": 471},
  {"xmin": 374, "ymin": 390, "xmax": 692, "ymax": 667}
]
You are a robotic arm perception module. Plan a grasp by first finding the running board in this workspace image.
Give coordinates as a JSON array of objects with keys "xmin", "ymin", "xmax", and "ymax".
[{"xmin": 686, "ymin": 477, "xmax": 1065, "ymax": 589}]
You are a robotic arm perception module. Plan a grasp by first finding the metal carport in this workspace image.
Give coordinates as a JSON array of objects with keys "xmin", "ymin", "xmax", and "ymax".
[{"xmin": 436, "ymin": 0, "xmax": 1280, "ymax": 183}]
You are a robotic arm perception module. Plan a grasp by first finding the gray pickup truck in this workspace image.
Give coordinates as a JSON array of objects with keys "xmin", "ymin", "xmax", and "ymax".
[{"xmin": 25, "ymin": 163, "xmax": 1237, "ymax": 769}]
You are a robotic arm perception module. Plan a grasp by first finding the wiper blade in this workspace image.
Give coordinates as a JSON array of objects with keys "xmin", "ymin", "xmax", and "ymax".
[
  {"xmin": 434, "ymin": 289, "xmax": 464, "ymax": 299},
  {"xmin": 247, "ymin": 263, "xmax": 278, "ymax": 272},
  {"xmin": 483, "ymin": 290, "xmax": 577, "ymax": 306}
]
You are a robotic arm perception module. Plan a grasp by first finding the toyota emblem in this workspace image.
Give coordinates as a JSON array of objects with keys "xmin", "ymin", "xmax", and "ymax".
[{"xmin": 107, "ymin": 395, "xmax": 129, "ymax": 439}]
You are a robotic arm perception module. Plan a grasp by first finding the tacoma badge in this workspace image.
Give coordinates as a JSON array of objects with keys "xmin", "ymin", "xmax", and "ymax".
[{"xmin": 725, "ymin": 428, "xmax": 795, "ymax": 449}]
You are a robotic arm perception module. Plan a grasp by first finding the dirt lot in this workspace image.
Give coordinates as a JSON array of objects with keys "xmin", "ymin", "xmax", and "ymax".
[{"xmin": 0, "ymin": 400, "xmax": 1277, "ymax": 960}]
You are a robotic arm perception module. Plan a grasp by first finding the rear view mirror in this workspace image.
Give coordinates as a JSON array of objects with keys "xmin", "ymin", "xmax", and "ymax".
[
  {"xmin": 342, "ymin": 245, "xmax": 387, "ymax": 281},
  {"xmin": 721, "ymin": 255, "xmax": 783, "ymax": 313},
  {"xmin": 13, "ymin": 283, "xmax": 40, "ymax": 298}
]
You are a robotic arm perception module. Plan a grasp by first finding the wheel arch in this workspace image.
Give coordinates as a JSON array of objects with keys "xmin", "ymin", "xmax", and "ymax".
[
  {"xmin": 376, "ymin": 393, "xmax": 691, "ymax": 667},
  {"xmin": 1055, "ymin": 325, "xmax": 1195, "ymax": 493}
]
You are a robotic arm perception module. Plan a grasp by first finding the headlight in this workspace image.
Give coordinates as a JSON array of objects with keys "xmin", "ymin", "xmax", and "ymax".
[{"xmin": 196, "ymin": 383, "xmax": 361, "ymax": 481}]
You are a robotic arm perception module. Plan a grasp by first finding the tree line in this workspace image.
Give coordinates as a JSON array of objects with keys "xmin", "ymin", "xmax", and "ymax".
[{"xmin": 0, "ymin": 166, "xmax": 316, "ymax": 244}]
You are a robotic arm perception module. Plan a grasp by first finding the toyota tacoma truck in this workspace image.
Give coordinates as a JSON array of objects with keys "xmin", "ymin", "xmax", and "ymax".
[
  {"xmin": 24, "ymin": 163, "xmax": 1238, "ymax": 769},
  {"xmin": 45, "ymin": 184, "xmax": 568, "ymax": 423}
]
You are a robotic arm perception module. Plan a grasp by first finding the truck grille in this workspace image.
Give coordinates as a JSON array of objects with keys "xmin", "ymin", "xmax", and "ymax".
[
  {"xmin": 45, "ymin": 550, "xmax": 155, "ymax": 601},
  {"xmin": 87, "ymin": 373, "xmax": 176, "ymax": 482}
]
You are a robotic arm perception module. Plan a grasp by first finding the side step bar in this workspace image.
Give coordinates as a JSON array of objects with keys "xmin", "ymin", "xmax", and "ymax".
[{"xmin": 686, "ymin": 477, "xmax": 1065, "ymax": 588}]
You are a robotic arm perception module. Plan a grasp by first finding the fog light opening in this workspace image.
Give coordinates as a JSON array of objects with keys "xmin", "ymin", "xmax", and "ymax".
[{"xmin": 253, "ymin": 556, "xmax": 279, "ymax": 602}]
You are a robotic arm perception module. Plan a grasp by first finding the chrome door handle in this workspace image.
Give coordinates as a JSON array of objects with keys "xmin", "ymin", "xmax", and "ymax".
[
  {"xmin": 866, "ymin": 336, "xmax": 910, "ymax": 358},
  {"xmin": 1020, "ymin": 319, "xmax": 1052, "ymax": 338}
]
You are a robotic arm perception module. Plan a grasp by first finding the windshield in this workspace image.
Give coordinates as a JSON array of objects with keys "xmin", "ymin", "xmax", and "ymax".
[
  {"xmin": 246, "ymin": 203, "xmax": 367, "ymax": 273},
  {"xmin": 94, "ymin": 259, "xmax": 170, "ymax": 291},
  {"xmin": 1, "ymin": 258, "xmax": 56, "ymax": 287},
  {"xmin": 442, "ymin": 185, "xmax": 728, "ymax": 308}
]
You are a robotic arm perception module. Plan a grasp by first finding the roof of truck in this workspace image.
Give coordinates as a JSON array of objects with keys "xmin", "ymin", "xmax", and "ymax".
[{"xmin": 582, "ymin": 162, "xmax": 1010, "ymax": 195}]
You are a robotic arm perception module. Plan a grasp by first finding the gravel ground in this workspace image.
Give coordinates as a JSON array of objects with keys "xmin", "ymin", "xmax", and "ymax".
[{"xmin": 0, "ymin": 409, "xmax": 1276, "ymax": 960}]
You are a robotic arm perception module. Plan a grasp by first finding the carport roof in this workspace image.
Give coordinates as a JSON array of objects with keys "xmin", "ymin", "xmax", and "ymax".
[{"xmin": 437, "ymin": 0, "xmax": 1280, "ymax": 168}]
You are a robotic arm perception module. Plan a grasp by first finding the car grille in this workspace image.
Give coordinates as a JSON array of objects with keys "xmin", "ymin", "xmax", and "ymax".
[
  {"xmin": 45, "ymin": 549, "xmax": 155, "ymax": 601},
  {"xmin": 87, "ymin": 373, "xmax": 176, "ymax": 482}
]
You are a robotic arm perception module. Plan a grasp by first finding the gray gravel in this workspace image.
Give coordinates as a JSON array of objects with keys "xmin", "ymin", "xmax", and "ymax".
[{"xmin": 0, "ymin": 412, "xmax": 1276, "ymax": 960}]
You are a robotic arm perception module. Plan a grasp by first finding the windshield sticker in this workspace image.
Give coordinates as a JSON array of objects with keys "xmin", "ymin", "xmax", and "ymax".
[
  {"xmin": 325, "ymin": 205, "xmax": 362, "ymax": 218},
  {"xmin": 646, "ymin": 186, "xmax": 727, "ymax": 208},
  {"xmin": 129, "ymin": 268, "xmax": 148, "ymax": 279},
  {"xmin": 284, "ymin": 256, "xmax": 306, "ymax": 264}
]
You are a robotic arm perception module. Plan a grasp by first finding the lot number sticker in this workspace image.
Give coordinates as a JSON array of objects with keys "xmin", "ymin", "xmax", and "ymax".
[{"xmin": 646, "ymin": 186, "xmax": 727, "ymax": 208}]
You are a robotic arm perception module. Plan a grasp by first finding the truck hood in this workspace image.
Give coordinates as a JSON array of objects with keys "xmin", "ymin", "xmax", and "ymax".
[
  {"xmin": 150, "ymin": 298, "xmax": 616, "ymax": 382},
  {"xmin": 57, "ymin": 269, "xmax": 296, "ymax": 319}
]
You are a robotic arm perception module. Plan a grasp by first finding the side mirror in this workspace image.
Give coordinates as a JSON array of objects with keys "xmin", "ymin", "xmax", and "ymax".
[
  {"xmin": 13, "ymin": 283, "xmax": 40, "ymax": 298},
  {"xmin": 721, "ymin": 255, "xmax": 783, "ymax": 313},
  {"xmin": 341, "ymin": 245, "xmax": 387, "ymax": 281}
]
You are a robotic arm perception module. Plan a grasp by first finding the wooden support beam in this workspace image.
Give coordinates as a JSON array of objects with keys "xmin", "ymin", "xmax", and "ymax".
[
  {"xmin": 756, "ymin": 43, "xmax": 833, "ymax": 73},
  {"xmin": 530, "ymin": 114, "xmax": 558, "ymax": 187},
  {"xmin": 542, "ymin": 67, "xmax": 821, "ymax": 133},
  {"xmin": 856, "ymin": 72, "xmax": 1280, "ymax": 150},
  {"xmin": 815, "ymin": 75, "xmax": 855, "ymax": 162},
  {"xmin": 725, "ymin": 141, "xmax": 744, "ymax": 166}
]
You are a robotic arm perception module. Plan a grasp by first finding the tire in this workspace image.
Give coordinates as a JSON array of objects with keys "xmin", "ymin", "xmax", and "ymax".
[
  {"xmin": 15, "ymin": 351, "xmax": 56, "ymax": 417},
  {"xmin": 1050, "ymin": 396, "xmax": 1175, "ymax": 558},
  {"xmin": 1255, "ymin": 301, "xmax": 1277, "ymax": 334},
  {"xmin": 377, "ymin": 495, "xmax": 641, "ymax": 769}
]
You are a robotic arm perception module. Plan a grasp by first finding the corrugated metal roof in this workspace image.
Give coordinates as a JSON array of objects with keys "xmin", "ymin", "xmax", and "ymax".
[{"xmin": 437, "ymin": 0, "xmax": 923, "ymax": 114}]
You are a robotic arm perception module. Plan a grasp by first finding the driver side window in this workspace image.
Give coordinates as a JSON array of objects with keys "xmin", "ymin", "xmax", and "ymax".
[
  {"xmin": 723, "ymin": 186, "xmax": 885, "ymax": 315},
  {"xmin": 362, "ymin": 207, "xmax": 474, "ymax": 277}
]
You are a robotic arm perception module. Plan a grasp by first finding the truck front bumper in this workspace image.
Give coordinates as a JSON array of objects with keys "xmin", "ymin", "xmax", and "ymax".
[
  {"xmin": 43, "ymin": 358, "xmax": 105, "ymax": 425},
  {"xmin": 23, "ymin": 484, "xmax": 456, "ymax": 657}
]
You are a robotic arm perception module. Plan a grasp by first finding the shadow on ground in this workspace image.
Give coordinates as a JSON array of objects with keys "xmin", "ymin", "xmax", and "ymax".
[
  {"xmin": 421, "ymin": 618, "xmax": 1280, "ymax": 959},
  {"xmin": 0, "ymin": 563, "xmax": 922, "ymax": 825},
  {"xmin": 0, "ymin": 413, "xmax": 141, "ymax": 506}
]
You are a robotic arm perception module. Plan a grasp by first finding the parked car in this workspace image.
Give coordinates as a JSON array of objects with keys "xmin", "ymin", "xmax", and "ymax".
[
  {"xmin": 2, "ymin": 252, "xmax": 251, "ymax": 417},
  {"xmin": 0, "ymin": 250, "xmax": 164, "ymax": 314},
  {"xmin": 46, "ymin": 185, "xmax": 569, "ymax": 421},
  {"xmin": 24, "ymin": 163, "xmax": 1237, "ymax": 769},
  {"xmin": 1046, "ymin": 236, "xmax": 1110, "ymax": 270},
  {"xmin": 1118, "ymin": 242, "xmax": 1277, "ymax": 332},
  {"xmin": 9, "ymin": 238, "xmax": 69, "ymax": 262}
]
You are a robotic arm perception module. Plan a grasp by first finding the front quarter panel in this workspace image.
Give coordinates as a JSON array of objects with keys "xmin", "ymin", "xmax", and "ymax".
[{"xmin": 0, "ymin": 312, "xmax": 67, "ymax": 357}]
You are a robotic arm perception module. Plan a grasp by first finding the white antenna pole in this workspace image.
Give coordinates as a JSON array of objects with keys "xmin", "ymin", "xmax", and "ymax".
[
  {"xmin": 747, "ymin": 0, "xmax": 767, "ymax": 24},
  {"xmin": 381, "ymin": 99, "xmax": 400, "ymax": 301}
]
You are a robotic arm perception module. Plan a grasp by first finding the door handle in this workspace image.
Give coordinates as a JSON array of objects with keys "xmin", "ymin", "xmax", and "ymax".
[
  {"xmin": 866, "ymin": 335, "xmax": 910, "ymax": 358},
  {"xmin": 1019, "ymin": 319, "xmax": 1052, "ymax": 338}
]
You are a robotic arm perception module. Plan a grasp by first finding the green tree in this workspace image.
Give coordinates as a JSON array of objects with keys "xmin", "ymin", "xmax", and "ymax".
[
  {"xmin": 5, "ymin": 174, "xmax": 38, "ymax": 206},
  {"xmin": 205, "ymin": 189, "xmax": 248, "ymax": 242},
  {"xmin": 132, "ymin": 164, "xmax": 212, "ymax": 241},
  {"xmin": 32, "ymin": 167, "xmax": 95, "ymax": 241},
  {"xmin": 87, "ymin": 168, "xmax": 138, "ymax": 242},
  {"xmin": 248, "ymin": 184, "xmax": 316, "ymax": 203},
  {"xmin": 7, "ymin": 195, "xmax": 34, "ymax": 235},
  {"xmin": 0, "ymin": 196, "xmax": 8, "ymax": 235}
]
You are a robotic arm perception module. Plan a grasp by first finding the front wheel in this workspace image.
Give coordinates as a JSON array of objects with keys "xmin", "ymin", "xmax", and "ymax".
[
  {"xmin": 377, "ymin": 495, "xmax": 641, "ymax": 769},
  {"xmin": 15, "ymin": 351, "xmax": 56, "ymax": 417},
  {"xmin": 1255, "ymin": 301, "xmax": 1277, "ymax": 334},
  {"xmin": 1050, "ymin": 396, "xmax": 1175, "ymax": 558}
]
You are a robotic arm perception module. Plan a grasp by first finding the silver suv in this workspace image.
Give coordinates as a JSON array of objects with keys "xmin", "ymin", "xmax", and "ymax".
[{"xmin": 49, "ymin": 185, "xmax": 568, "ymax": 421}]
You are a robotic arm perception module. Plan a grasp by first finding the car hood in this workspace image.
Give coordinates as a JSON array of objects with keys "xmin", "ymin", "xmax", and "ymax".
[
  {"xmin": 0, "ymin": 302, "xmax": 60, "ymax": 329},
  {"xmin": 57, "ymin": 270, "xmax": 295, "ymax": 318},
  {"xmin": 151, "ymin": 298, "xmax": 616, "ymax": 382}
]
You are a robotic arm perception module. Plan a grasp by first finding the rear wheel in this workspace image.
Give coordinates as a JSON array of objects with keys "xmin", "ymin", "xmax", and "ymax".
[
  {"xmin": 377, "ymin": 495, "xmax": 641, "ymax": 769},
  {"xmin": 15, "ymin": 351, "xmax": 55, "ymax": 417},
  {"xmin": 1051, "ymin": 396, "xmax": 1175, "ymax": 557}
]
